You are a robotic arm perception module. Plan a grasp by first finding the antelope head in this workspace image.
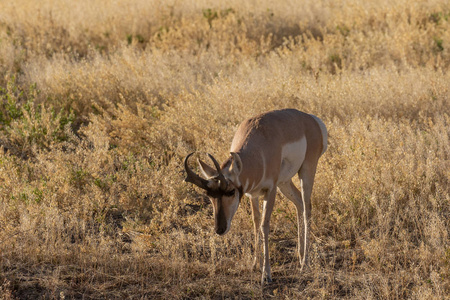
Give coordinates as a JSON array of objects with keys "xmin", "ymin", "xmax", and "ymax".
[{"xmin": 184, "ymin": 152, "xmax": 243, "ymax": 235}]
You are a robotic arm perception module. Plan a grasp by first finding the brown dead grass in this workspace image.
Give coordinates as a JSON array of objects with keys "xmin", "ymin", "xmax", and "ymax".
[{"xmin": 0, "ymin": 0, "xmax": 449, "ymax": 299}]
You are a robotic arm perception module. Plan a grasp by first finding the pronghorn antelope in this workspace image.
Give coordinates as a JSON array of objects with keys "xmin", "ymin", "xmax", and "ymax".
[{"xmin": 184, "ymin": 109, "xmax": 327, "ymax": 285}]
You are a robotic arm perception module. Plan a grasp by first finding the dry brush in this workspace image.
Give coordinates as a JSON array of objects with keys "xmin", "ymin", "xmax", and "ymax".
[{"xmin": 0, "ymin": 0, "xmax": 449, "ymax": 299}]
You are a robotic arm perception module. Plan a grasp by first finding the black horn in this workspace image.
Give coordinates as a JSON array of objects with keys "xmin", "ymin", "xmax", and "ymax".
[
  {"xmin": 207, "ymin": 153, "xmax": 228, "ymax": 190},
  {"xmin": 184, "ymin": 153, "xmax": 210, "ymax": 190}
]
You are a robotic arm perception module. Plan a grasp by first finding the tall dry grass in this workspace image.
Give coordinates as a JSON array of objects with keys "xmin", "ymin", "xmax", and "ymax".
[{"xmin": 0, "ymin": 0, "xmax": 449, "ymax": 298}]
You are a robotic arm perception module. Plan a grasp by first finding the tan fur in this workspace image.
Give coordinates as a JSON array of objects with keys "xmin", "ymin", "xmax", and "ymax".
[
  {"xmin": 223, "ymin": 109, "xmax": 327, "ymax": 285},
  {"xmin": 186, "ymin": 109, "xmax": 327, "ymax": 285}
]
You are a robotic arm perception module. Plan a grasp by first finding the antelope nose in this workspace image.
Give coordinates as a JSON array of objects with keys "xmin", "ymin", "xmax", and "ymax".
[{"xmin": 216, "ymin": 226, "xmax": 226, "ymax": 235}]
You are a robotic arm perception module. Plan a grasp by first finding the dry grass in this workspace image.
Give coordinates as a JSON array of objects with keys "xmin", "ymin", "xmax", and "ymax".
[{"xmin": 0, "ymin": 0, "xmax": 449, "ymax": 299}]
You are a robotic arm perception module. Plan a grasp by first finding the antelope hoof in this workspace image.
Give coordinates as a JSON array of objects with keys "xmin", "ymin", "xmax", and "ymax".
[
  {"xmin": 261, "ymin": 274, "xmax": 273, "ymax": 286},
  {"xmin": 300, "ymin": 261, "xmax": 310, "ymax": 272}
]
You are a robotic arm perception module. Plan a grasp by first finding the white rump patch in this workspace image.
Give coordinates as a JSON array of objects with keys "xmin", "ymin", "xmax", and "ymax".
[{"xmin": 309, "ymin": 114, "xmax": 328, "ymax": 155}]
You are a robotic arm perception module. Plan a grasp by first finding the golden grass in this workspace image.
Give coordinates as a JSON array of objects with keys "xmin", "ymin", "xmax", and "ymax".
[{"xmin": 0, "ymin": 0, "xmax": 449, "ymax": 298}]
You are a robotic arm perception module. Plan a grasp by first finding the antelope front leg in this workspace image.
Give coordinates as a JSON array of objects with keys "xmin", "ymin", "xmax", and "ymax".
[
  {"xmin": 250, "ymin": 196, "xmax": 261, "ymax": 270},
  {"xmin": 260, "ymin": 188, "xmax": 276, "ymax": 286}
]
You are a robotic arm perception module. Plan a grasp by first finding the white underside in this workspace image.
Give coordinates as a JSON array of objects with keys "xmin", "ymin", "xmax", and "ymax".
[{"xmin": 245, "ymin": 136, "xmax": 307, "ymax": 197}]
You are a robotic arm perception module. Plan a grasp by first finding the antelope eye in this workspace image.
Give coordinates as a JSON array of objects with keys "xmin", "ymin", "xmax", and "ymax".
[{"xmin": 224, "ymin": 189, "xmax": 235, "ymax": 197}]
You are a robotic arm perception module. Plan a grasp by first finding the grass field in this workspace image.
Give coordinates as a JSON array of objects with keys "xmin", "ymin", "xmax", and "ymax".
[{"xmin": 0, "ymin": 0, "xmax": 449, "ymax": 298}]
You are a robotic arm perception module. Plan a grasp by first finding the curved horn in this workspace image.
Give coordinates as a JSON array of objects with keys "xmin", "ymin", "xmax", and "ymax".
[
  {"xmin": 184, "ymin": 152, "xmax": 210, "ymax": 190},
  {"xmin": 207, "ymin": 153, "xmax": 228, "ymax": 190}
]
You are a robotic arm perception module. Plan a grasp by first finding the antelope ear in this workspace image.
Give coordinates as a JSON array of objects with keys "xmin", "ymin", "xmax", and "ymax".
[
  {"xmin": 198, "ymin": 159, "xmax": 218, "ymax": 179},
  {"xmin": 229, "ymin": 152, "xmax": 243, "ymax": 177}
]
